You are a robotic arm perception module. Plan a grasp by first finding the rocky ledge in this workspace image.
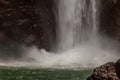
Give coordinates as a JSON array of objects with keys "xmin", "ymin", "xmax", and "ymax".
[{"xmin": 87, "ymin": 59, "xmax": 120, "ymax": 80}]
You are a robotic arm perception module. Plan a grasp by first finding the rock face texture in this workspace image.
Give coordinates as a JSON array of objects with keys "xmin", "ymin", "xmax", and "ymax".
[
  {"xmin": 87, "ymin": 61, "xmax": 120, "ymax": 80},
  {"xmin": 0, "ymin": 0, "xmax": 55, "ymax": 50},
  {"xmin": 115, "ymin": 59, "xmax": 120, "ymax": 79},
  {"xmin": 100, "ymin": 0, "xmax": 120, "ymax": 41},
  {"xmin": 0, "ymin": 0, "xmax": 55, "ymax": 59}
]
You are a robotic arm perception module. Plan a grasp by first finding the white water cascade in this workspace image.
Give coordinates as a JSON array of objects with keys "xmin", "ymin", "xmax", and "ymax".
[{"xmin": 57, "ymin": 0, "xmax": 99, "ymax": 51}]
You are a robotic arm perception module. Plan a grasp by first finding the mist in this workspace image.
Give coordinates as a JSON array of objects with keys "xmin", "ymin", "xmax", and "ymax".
[{"xmin": 0, "ymin": 35, "xmax": 119, "ymax": 69}]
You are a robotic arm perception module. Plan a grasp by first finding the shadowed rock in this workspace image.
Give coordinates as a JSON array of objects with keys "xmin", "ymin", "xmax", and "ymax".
[
  {"xmin": 0, "ymin": 0, "xmax": 55, "ymax": 60},
  {"xmin": 0, "ymin": 0, "xmax": 55, "ymax": 51},
  {"xmin": 100, "ymin": 0, "xmax": 120, "ymax": 41},
  {"xmin": 115, "ymin": 59, "xmax": 120, "ymax": 79},
  {"xmin": 87, "ymin": 62, "xmax": 120, "ymax": 80}
]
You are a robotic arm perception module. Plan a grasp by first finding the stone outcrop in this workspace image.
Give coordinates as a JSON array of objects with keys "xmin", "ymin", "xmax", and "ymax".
[{"xmin": 87, "ymin": 60, "xmax": 120, "ymax": 80}]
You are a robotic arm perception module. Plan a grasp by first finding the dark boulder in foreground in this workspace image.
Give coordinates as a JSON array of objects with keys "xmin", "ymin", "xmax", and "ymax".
[
  {"xmin": 115, "ymin": 59, "xmax": 120, "ymax": 79},
  {"xmin": 87, "ymin": 61, "xmax": 120, "ymax": 80}
]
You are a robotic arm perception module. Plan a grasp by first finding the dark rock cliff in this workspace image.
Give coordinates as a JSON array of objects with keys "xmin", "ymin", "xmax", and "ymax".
[
  {"xmin": 100, "ymin": 0, "xmax": 120, "ymax": 41},
  {"xmin": 0, "ymin": 0, "xmax": 55, "ymax": 51},
  {"xmin": 0, "ymin": 0, "xmax": 56, "ymax": 59}
]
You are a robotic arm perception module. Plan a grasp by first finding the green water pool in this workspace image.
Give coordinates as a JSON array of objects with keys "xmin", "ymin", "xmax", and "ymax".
[{"xmin": 0, "ymin": 67, "xmax": 92, "ymax": 80}]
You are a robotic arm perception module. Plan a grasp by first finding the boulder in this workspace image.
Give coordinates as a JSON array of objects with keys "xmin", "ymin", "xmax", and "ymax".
[{"xmin": 87, "ymin": 62, "xmax": 120, "ymax": 80}]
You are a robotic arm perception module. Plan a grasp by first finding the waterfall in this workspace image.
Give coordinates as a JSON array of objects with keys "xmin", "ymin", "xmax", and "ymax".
[
  {"xmin": 57, "ymin": 0, "xmax": 99, "ymax": 51},
  {"xmin": 0, "ymin": 0, "xmax": 119, "ymax": 68},
  {"xmin": 22, "ymin": 0, "xmax": 118, "ymax": 67}
]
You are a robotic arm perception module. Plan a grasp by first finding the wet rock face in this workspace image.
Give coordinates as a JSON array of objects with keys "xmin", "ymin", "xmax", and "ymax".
[
  {"xmin": 0, "ymin": 0, "xmax": 55, "ymax": 60},
  {"xmin": 87, "ymin": 62, "xmax": 120, "ymax": 80},
  {"xmin": 115, "ymin": 59, "xmax": 120, "ymax": 79},
  {"xmin": 0, "ymin": 0, "xmax": 55, "ymax": 50},
  {"xmin": 100, "ymin": 0, "xmax": 120, "ymax": 41}
]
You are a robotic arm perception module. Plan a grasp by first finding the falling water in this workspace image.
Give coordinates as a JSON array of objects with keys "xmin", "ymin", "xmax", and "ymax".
[
  {"xmin": 57, "ymin": 0, "xmax": 99, "ymax": 51},
  {"xmin": 0, "ymin": 0, "xmax": 119, "ymax": 68}
]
